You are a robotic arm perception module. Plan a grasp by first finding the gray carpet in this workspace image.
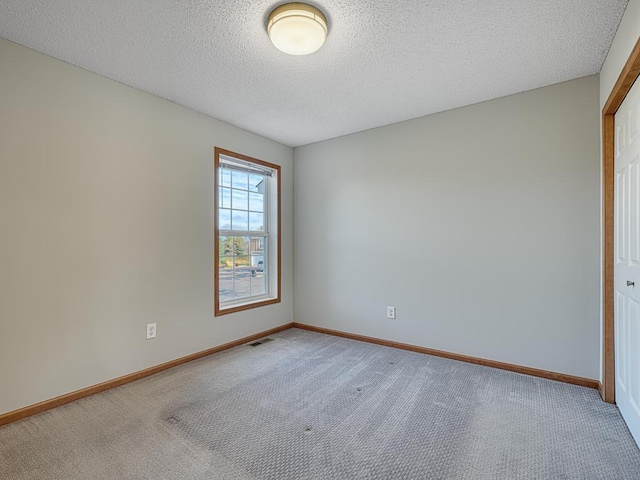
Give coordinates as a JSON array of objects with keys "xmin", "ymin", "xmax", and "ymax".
[{"xmin": 1, "ymin": 328, "xmax": 639, "ymax": 479}]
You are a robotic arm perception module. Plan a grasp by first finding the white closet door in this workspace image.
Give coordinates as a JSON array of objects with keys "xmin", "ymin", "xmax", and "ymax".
[{"xmin": 615, "ymin": 76, "xmax": 640, "ymax": 448}]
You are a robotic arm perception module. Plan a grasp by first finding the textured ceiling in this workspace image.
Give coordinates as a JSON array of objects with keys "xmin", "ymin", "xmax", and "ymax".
[{"xmin": 0, "ymin": 0, "xmax": 629, "ymax": 147}]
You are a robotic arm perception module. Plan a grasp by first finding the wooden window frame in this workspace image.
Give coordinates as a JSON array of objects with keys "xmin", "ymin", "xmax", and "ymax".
[
  {"xmin": 601, "ymin": 37, "xmax": 640, "ymax": 403},
  {"xmin": 214, "ymin": 147, "xmax": 281, "ymax": 316}
]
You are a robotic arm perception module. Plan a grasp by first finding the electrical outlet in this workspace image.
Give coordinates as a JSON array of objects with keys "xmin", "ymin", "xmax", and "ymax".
[
  {"xmin": 146, "ymin": 323, "xmax": 157, "ymax": 340},
  {"xmin": 386, "ymin": 306, "xmax": 396, "ymax": 319}
]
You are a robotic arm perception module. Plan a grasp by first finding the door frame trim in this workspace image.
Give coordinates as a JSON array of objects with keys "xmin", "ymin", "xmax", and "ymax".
[{"xmin": 602, "ymin": 36, "xmax": 640, "ymax": 403}]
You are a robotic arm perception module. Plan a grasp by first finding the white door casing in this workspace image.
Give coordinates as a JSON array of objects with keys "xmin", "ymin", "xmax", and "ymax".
[{"xmin": 615, "ymin": 76, "xmax": 640, "ymax": 448}]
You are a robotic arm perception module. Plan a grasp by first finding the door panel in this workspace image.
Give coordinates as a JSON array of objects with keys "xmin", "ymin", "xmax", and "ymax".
[
  {"xmin": 631, "ymin": 158, "xmax": 640, "ymax": 266},
  {"xmin": 617, "ymin": 124, "xmax": 625, "ymax": 158},
  {"xmin": 616, "ymin": 168, "xmax": 627, "ymax": 264},
  {"xmin": 615, "ymin": 77, "xmax": 640, "ymax": 448},
  {"xmin": 631, "ymin": 304, "xmax": 640, "ymax": 415},
  {"xmin": 616, "ymin": 291, "xmax": 627, "ymax": 394}
]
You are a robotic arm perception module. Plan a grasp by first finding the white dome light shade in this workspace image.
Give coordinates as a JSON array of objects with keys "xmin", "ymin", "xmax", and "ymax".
[{"xmin": 268, "ymin": 3, "xmax": 328, "ymax": 56}]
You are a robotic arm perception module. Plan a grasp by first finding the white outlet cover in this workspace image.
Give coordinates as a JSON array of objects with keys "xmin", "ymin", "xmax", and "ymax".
[
  {"xmin": 146, "ymin": 323, "xmax": 157, "ymax": 340},
  {"xmin": 387, "ymin": 307, "xmax": 396, "ymax": 319}
]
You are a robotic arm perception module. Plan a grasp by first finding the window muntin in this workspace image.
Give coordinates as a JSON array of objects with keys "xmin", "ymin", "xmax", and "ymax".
[{"xmin": 214, "ymin": 148, "xmax": 280, "ymax": 315}]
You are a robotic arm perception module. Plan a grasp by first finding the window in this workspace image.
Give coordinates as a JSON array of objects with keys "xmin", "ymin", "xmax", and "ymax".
[{"xmin": 214, "ymin": 148, "xmax": 280, "ymax": 315}]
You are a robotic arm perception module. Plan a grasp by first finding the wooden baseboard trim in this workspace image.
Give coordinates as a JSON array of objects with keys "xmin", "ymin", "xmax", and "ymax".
[
  {"xmin": 0, "ymin": 322, "xmax": 294, "ymax": 428},
  {"xmin": 1, "ymin": 320, "xmax": 600, "ymax": 427},
  {"xmin": 292, "ymin": 323, "xmax": 600, "ymax": 390}
]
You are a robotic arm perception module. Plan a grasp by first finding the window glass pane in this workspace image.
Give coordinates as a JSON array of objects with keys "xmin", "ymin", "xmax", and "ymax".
[
  {"xmin": 249, "ymin": 212, "xmax": 264, "ymax": 232},
  {"xmin": 234, "ymin": 256, "xmax": 251, "ymax": 298},
  {"xmin": 250, "ymin": 237, "xmax": 264, "ymax": 255},
  {"xmin": 249, "ymin": 174, "xmax": 264, "ymax": 192},
  {"xmin": 232, "ymin": 236, "xmax": 250, "ymax": 256},
  {"xmin": 232, "ymin": 171, "xmax": 249, "ymax": 190},
  {"xmin": 218, "ymin": 257, "xmax": 233, "ymax": 302},
  {"xmin": 231, "ymin": 210, "xmax": 248, "ymax": 231},
  {"xmin": 219, "ymin": 236, "xmax": 233, "ymax": 257},
  {"xmin": 249, "ymin": 192, "xmax": 263, "ymax": 212},
  {"xmin": 219, "ymin": 209, "xmax": 231, "ymax": 230},
  {"xmin": 234, "ymin": 255, "xmax": 251, "ymax": 268},
  {"xmin": 220, "ymin": 187, "xmax": 231, "ymax": 209},
  {"xmin": 220, "ymin": 169, "xmax": 231, "ymax": 187},
  {"xmin": 232, "ymin": 189, "xmax": 248, "ymax": 210},
  {"xmin": 251, "ymin": 257, "xmax": 266, "ymax": 296}
]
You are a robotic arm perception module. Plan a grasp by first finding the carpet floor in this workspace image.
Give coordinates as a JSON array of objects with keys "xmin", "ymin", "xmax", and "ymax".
[{"xmin": 1, "ymin": 328, "xmax": 639, "ymax": 479}]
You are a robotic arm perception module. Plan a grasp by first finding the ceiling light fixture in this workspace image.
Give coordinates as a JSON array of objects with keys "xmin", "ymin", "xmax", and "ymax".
[{"xmin": 267, "ymin": 3, "xmax": 328, "ymax": 56}]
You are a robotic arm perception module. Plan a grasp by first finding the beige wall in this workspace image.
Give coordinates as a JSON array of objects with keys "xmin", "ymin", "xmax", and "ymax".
[
  {"xmin": 293, "ymin": 75, "xmax": 601, "ymax": 379},
  {"xmin": 600, "ymin": 0, "xmax": 640, "ymax": 110},
  {"xmin": 0, "ymin": 38, "xmax": 293, "ymax": 415}
]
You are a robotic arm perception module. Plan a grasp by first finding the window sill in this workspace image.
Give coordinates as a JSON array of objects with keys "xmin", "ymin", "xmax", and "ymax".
[{"xmin": 215, "ymin": 296, "xmax": 280, "ymax": 316}]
